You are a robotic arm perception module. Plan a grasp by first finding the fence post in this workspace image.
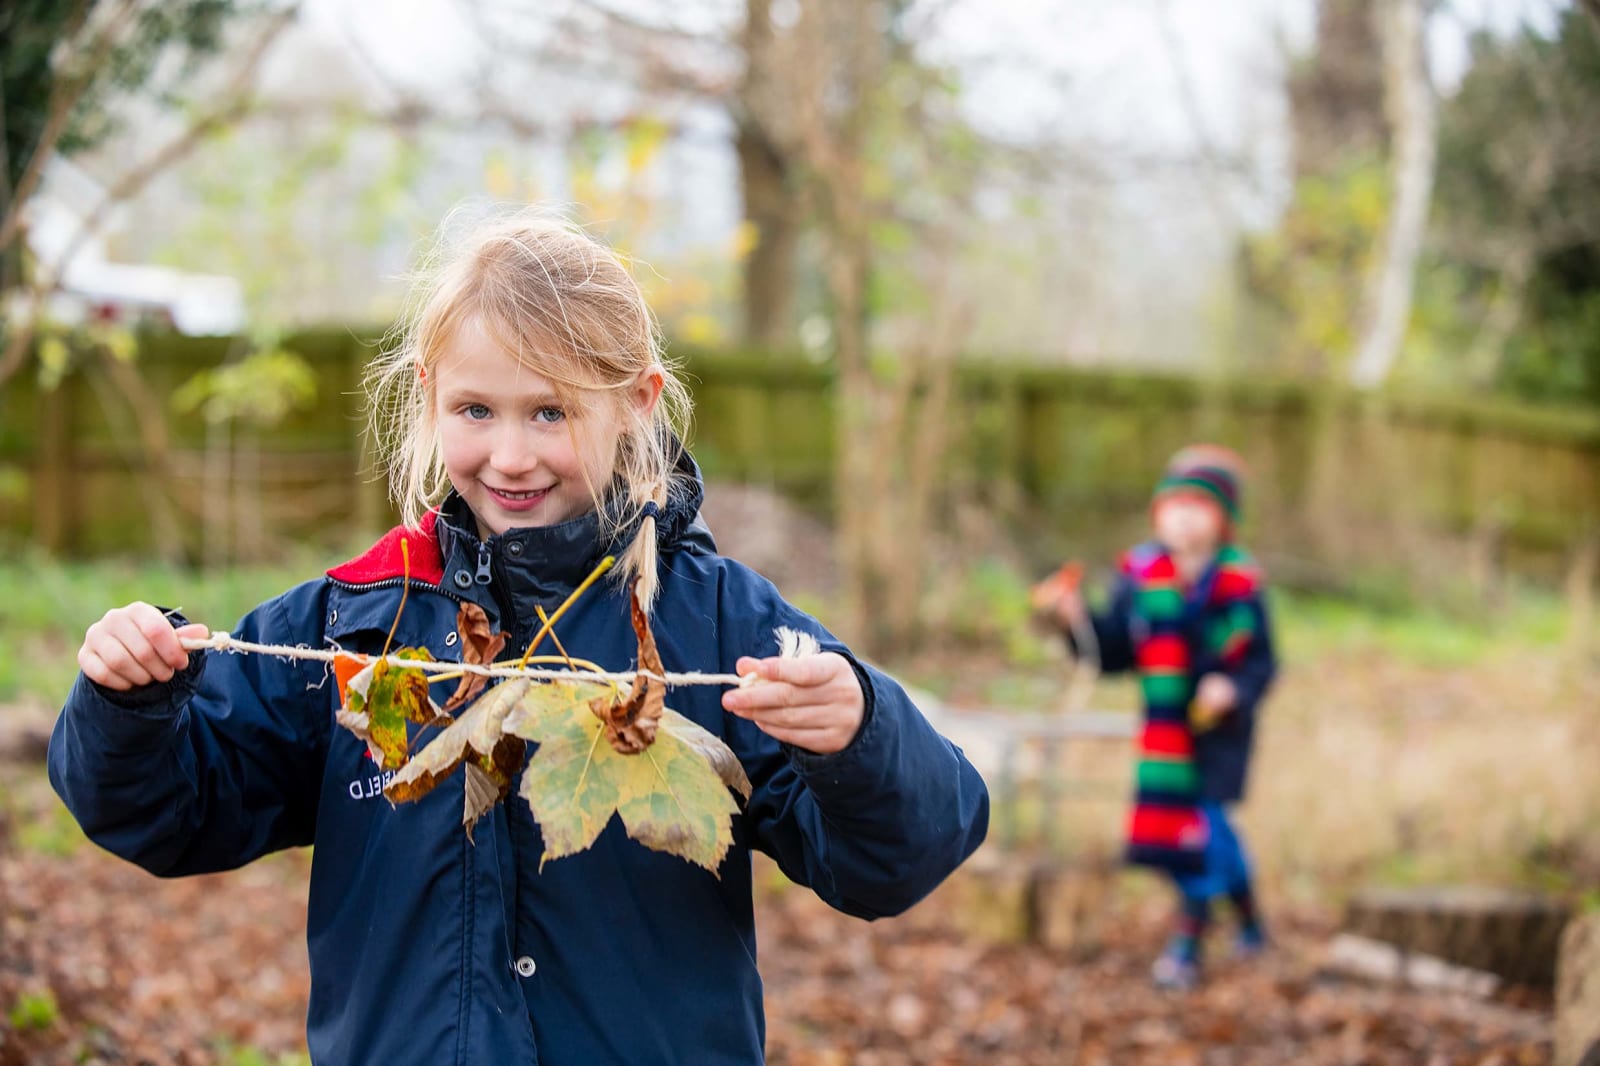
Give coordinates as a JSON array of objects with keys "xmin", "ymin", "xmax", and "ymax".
[{"xmin": 34, "ymin": 380, "xmax": 72, "ymax": 553}]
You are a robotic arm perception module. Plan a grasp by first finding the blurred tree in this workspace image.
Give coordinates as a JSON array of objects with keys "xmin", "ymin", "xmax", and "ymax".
[
  {"xmin": 464, "ymin": 0, "xmax": 990, "ymax": 652},
  {"xmin": 0, "ymin": 0, "xmax": 294, "ymax": 384},
  {"xmin": 1240, "ymin": 0, "xmax": 1439, "ymax": 390},
  {"xmin": 1350, "ymin": 0, "xmax": 1436, "ymax": 389},
  {"xmin": 1287, "ymin": 0, "xmax": 1388, "ymax": 181},
  {"xmin": 1238, "ymin": 0, "xmax": 1389, "ymax": 377},
  {"xmin": 1430, "ymin": 6, "xmax": 1600, "ymax": 406}
]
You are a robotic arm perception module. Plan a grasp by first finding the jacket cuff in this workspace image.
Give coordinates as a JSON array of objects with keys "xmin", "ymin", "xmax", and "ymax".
[{"xmin": 89, "ymin": 652, "xmax": 205, "ymax": 714}]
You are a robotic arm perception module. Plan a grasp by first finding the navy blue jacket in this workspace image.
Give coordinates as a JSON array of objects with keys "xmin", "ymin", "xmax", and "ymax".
[
  {"xmin": 48, "ymin": 467, "xmax": 989, "ymax": 1065},
  {"xmin": 1082, "ymin": 545, "xmax": 1277, "ymax": 803}
]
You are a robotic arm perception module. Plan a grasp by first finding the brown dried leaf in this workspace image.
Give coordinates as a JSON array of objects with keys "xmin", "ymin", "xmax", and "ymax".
[
  {"xmin": 591, "ymin": 580, "xmax": 665, "ymax": 754},
  {"xmin": 386, "ymin": 678, "xmax": 530, "ymax": 835},
  {"xmin": 442, "ymin": 602, "xmax": 508, "ymax": 715}
]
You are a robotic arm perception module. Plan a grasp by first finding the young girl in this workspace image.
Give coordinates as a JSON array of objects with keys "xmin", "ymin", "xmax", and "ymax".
[
  {"xmin": 1042, "ymin": 445, "xmax": 1277, "ymax": 991},
  {"xmin": 49, "ymin": 209, "xmax": 990, "ymax": 1064}
]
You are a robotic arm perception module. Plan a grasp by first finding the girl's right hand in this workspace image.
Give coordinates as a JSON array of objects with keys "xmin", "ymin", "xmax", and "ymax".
[{"xmin": 79, "ymin": 602, "xmax": 210, "ymax": 691}]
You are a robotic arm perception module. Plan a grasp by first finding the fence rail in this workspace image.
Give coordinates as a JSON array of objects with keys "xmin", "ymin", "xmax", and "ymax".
[{"xmin": 2, "ymin": 331, "xmax": 1596, "ymax": 587}]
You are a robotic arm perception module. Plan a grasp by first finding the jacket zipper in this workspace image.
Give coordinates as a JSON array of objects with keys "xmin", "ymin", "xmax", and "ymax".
[{"xmin": 326, "ymin": 575, "xmax": 468, "ymax": 604}]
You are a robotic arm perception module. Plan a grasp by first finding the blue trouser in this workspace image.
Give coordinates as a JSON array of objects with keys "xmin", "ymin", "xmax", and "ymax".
[{"xmin": 1170, "ymin": 802, "xmax": 1253, "ymax": 908}]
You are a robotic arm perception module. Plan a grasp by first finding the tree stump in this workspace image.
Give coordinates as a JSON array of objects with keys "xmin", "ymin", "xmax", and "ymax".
[
  {"xmin": 1345, "ymin": 886, "xmax": 1571, "ymax": 986},
  {"xmin": 1556, "ymin": 912, "xmax": 1600, "ymax": 1066},
  {"xmin": 936, "ymin": 849, "xmax": 1116, "ymax": 955}
]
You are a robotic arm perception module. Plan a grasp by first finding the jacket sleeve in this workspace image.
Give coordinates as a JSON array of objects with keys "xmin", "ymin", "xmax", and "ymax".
[
  {"xmin": 47, "ymin": 579, "xmax": 332, "ymax": 877},
  {"xmin": 1226, "ymin": 592, "xmax": 1278, "ymax": 715},
  {"xmin": 1066, "ymin": 575, "xmax": 1137, "ymax": 675},
  {"xmin": 715, "ymin": 565, "xmax": 989, "ymax": 920}
]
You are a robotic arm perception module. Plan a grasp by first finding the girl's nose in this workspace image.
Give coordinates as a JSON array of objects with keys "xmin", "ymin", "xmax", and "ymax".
[{"xmin": 490, "ymin": 427, "xmax": 540, "ymax": 476}]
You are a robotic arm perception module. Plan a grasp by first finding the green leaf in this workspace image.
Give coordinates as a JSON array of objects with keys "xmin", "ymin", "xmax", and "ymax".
[
  {"xmin": 505, "ymin": 685, "xmax": 746, "ymax": 874},
  {"xmin": 335, "ymin": 649, "xmax": 441, "ymax": 770}
]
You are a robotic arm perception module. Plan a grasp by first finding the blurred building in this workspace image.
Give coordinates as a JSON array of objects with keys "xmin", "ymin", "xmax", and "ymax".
[{"xmin": 19, "ymin": 159, "xmax": 245, "ymax": 335}]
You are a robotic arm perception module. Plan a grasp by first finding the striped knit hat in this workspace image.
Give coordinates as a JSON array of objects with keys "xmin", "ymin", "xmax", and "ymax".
[{"xmin": 1152, "ymin": 444, "xmax": 1245, "ymax": 523}]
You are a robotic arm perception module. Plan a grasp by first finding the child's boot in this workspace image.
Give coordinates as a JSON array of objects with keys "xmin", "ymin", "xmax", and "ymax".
[{"xmin": 1150, "ymin": 937, "xmax": 1202, "ymax": 990}]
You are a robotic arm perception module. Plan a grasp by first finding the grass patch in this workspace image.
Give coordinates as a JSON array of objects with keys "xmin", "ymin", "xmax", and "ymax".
[
  {"xmin": 213, "ymin": 1044, "xmax": 311, "ymax": 1066},
  {"xmin": 8, "ymin": 989, "xmax": 59, "ymax": 1031},
  {"xmin": 1273, "ymin": 585, "xmax": 1569, "ymax": 668},
  {"xmin": 0, "ymin": 549, "xmax": 341, "ymax": 706}
]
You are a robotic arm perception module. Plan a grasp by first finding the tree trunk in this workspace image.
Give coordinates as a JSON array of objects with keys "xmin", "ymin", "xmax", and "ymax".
[
  {"xmin": 1350, "ymin": 0, "xmax": 1437, "ymax": 389},
  {"xmin": 736, "ymin": 122, "xmax": 800, "ymax": 349},
  {"xmin": 1557, "ymin": 912, "xmax": 1600, "ymax": 1066}
]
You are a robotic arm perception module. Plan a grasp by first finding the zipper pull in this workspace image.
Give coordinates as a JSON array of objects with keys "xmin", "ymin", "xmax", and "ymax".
[{"xmin": 475, "ymin": 543, "xmax": 493, "ymax": 586}]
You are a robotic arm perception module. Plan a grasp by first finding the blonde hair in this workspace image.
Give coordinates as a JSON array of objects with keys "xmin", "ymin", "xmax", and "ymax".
[{"xmin": 366, "ymin": 206, "xmax": 693, "ymax": 608}]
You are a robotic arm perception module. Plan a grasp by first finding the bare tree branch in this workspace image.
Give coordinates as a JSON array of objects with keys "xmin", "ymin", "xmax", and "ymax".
[
  {"xmin": 0, "ymin": 7, "xmax": 296, "ymax": 387},
  {"xmin": 0, "ymin": 0, "xmax": 140, "ymax": 253}
]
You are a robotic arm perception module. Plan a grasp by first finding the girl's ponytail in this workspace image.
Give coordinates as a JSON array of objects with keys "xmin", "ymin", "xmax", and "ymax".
[{"xmin": 618, "ymin": 480, "xmax": 669, "ymax": 611}]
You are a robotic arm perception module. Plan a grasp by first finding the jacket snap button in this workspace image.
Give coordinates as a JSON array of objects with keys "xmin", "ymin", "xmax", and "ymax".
[
  {"xmin": 515, "ymin": 956, "xmax": 537, "ymax": 977},
  {"xmin": 444, "ymin": 632, "xmax": 458, "ymax": 646},
  {"xmin": 328, "ymin": 610, "xmax": 338, "ymax": 625},
  {"xmin": 507, "ymin": 542, "xmax": 523, "ymax": 557},
  {"xmin": 453, "ymin": 569, "xmax": 472, "ymax": 589}
]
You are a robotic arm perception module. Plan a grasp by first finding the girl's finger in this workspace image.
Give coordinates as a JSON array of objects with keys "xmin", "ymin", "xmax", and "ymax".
[
  {"xmin": 97, "ymin": 639, "xmax": 158, "ymax": 687},
  {"xmin": 735, "ymin": 655, "xmax": 838, "ymax": 688},
  {"xmin": 723, "ymin": 681, "xmax": 804, "ymax": 713},
  {"xmin": 134, "ymin": 611, "xmax": 189, "ymax": 671},
  {"xmin": 724, "ymin": 702, "xmax": 834, "ymax": 732}
]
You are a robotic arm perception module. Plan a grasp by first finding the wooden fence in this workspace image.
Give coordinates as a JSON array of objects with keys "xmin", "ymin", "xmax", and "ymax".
[{"xmin": 2, "ymin": 330, "xmax": 1596, "ymax": 591}]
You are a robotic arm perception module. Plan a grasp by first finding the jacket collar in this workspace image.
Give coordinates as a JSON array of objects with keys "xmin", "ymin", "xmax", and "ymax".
[{"xmin": 329, "ymin": 448, "xmax": 715, "ymax": 629}]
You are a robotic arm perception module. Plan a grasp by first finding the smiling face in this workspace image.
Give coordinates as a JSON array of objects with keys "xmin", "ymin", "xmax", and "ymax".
[{"xmin": 433, "ymin": 316, "xmax": 641, "ymax": 536}]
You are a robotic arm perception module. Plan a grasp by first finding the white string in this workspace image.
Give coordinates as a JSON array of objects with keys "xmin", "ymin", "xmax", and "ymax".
[{"xmin": 180, "ymin": 633, "xmax": 759, "ymax": 688}]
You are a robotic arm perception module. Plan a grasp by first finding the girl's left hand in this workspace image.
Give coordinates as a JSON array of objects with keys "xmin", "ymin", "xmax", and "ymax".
[{"xmin": 722, "ymin": 653, "xmax": 866, "ymax": 755}]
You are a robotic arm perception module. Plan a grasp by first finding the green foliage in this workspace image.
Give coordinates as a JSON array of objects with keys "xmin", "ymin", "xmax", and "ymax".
[
  {"xmin": 0, "ymin": 551, "xmax": 334, "ymax": 704},
  {"xmin": 1273, "ymin": 586, "xmax": 1567, "ymax": 669},
  {"xmin": 1237, "ymin": 158, "xmax": 1388, "ymax": 374},
  {"xmin": 14, "ymin": 802, "xmax": 89, "ymax": 858},
  {"xmin": 8, "ymin": 988, "xmax": 59, "ymax": 1031},
  {"xmin": 1429, "ymin": 9, "xmax": 1600, "ymax": 406},
  {"xmin": 30, "ymin": 321, "xmax": 139, "ymax": 391},
  {"xmin": 1, "ymin": 1, "xmax": 260, "ymax": 198},
  {"xmin": 171, "ymin": 346, "xmax": 317, "ymax": 426},
  {"xmin": 937, "ymin": 558, "xmax": 1052, "ymax": 667},
  {"xmin": 213, "ymin": 1043, "xmax": 311, "ymax": 1066}
]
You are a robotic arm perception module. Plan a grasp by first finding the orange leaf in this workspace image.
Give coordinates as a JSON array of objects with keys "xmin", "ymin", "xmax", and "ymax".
[{"xmin": 333, "ymin": 652, "xmax": 367, "ymax": 706}]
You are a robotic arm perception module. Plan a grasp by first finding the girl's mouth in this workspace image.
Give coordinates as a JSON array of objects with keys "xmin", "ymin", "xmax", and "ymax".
[{"xmin": 486, "ymin": 485, "xmax": 552, "ymax": 511}]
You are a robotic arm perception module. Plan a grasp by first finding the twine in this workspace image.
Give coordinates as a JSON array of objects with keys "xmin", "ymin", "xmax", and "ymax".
[{"xmin": 179, "ymin": 633, "xmax": 758, "ymax": 689}]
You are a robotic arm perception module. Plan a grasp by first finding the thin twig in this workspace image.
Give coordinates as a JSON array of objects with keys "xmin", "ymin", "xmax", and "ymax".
[{"xmin": 178, "ymin": 631, "xmax": 750, "ymax": 688}]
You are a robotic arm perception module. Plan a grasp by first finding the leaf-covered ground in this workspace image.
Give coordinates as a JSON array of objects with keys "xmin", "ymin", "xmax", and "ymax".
[{"xmin": 0, "ymin": 760, "xmax": 1553, "ymax": 1066}]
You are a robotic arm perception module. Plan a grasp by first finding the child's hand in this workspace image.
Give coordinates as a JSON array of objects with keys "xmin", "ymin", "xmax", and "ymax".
[
  {"xmin": 1191, "ymin": 673, "xmax": 1238, "ymax": 728},
  {"xmin": 1049, "ymin": 586, "xmax": 1089, "ymax": 631},
  {"xmin": 721, "ymin": 653, "xmax": 866, "ymax": 755},
  {"xmin": 79, "ymin": 602, "xmax": 209, "ymax": 691},
  {"xmin": 1029, "ymin": 562, "xmax": 1087, "ymax": 631}
]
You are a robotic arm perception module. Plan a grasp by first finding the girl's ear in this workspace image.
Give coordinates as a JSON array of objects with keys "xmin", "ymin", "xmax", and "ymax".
[{"xmin": 629, "ymin": 365, "xmax": 665, "ymax": 419}]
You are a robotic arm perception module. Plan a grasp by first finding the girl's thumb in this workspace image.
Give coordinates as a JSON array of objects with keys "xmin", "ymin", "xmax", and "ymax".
[{"xmin": 175, "ymin": 622, "xmax": 210, "ymax": 640}]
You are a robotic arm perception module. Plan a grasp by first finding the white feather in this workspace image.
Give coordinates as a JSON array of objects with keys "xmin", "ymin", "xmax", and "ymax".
[{"xmin": 775, "ymin": 626, "xmax": 821, "ymax": 659}]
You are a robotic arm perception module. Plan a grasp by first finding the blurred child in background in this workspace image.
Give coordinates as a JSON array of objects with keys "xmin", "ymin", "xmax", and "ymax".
[{"xmin": 1040, "ymin": 445, "xmax": 1277, "ymax": 990}]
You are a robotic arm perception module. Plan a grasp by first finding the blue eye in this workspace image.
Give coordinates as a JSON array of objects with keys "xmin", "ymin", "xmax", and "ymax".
[
  {"xmin": 534, "ymin": 406, "xmax": 565, "ymax": 424},
  {"xmin": 464, "ymin": 403, "xmax": 491, "ymax": 421}
]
